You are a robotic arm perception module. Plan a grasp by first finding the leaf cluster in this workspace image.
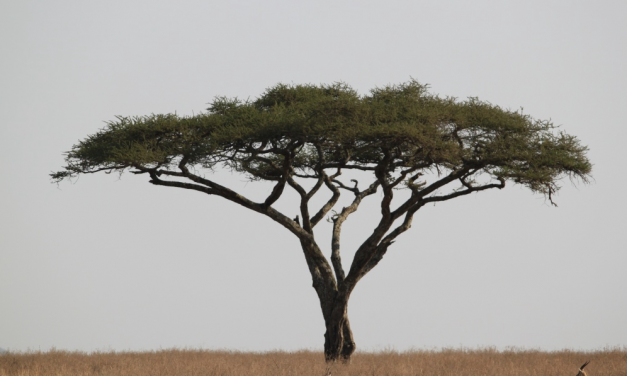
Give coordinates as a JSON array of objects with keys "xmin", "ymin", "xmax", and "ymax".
[{"xmin": 52, "ymin": 80, "xmax": 591, "ymax": 196}]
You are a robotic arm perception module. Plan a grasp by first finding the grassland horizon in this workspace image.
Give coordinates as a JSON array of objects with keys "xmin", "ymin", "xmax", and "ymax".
[{"xmin": 1, "ymin": 347, "xmax": 626, "ymax": 376}]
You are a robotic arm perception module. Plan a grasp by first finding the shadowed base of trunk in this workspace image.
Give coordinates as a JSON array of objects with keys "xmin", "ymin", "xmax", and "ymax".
[{"xmin": 324, "ymin": 314, "xmax": 356, "ymax": 363}]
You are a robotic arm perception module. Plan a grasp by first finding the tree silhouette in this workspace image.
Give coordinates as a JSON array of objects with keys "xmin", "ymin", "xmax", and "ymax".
[{"xmin": 52, "ymin": 80, "xmax": 591, "ymax": 362}]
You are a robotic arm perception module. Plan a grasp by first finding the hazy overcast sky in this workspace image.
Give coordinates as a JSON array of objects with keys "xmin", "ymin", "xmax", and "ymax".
[{"xmin": 1, "ymin": 1, "xmax": 626, "ymax": 353}]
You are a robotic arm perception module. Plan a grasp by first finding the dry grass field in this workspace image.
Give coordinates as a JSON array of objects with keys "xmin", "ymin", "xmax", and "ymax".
[{"xmin": 1, "ymin": 348, "xmax": 626, "ymax": 376}]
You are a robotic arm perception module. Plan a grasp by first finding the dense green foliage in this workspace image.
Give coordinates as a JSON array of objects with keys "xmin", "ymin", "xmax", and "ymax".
[{"xmin": 52, "ymin": 80, "xmax": 590, "ymax": 199}]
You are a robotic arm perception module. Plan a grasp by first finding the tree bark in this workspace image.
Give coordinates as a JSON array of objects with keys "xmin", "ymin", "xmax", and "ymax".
[
  {"xmin": 322, "ymin": 296, "xmax": 355, "ymax": 362},
  {"xmin": 340, "ymin": 316, "xmax": 356, "ymax": 361}
]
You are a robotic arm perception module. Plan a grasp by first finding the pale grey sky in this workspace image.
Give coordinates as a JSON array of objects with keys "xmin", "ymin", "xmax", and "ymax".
[{"xmin": 1, "ymin": 0, "xmax": 625, "ymax": 353}]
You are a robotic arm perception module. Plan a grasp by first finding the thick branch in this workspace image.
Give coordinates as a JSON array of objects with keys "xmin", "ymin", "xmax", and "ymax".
[
  {"xmin": 307, "ymin": 144, "xmax": 343, "ymax": 229},
  {"xmin": 155, "ymin": 163, "xmax": 341, "ymax": 309},
  {"xmin": 144, "ymin": 162, "xmax": 316, "ymax": 246},
  {"xmin": 331, "ymin": 181, "xmax": 379, "ymax": 285},
  {"xmin": 359, "ymin": 204, "xmax": 424, "ymax": 278},
  {"xmin": 341, "ymin": 167, "xmax": 479, "ymax": 292},
  {"xmin": 264, "ymin": 176, "xmax": 288, "ymax": 207},
  {"xmin": 386, "ymin": 167, "xmax": 472, "ymax": 221},
  {"xmin": 373, "ymin": 149, "xmax": 395, "ymax": 225},
  {"xmin": 148, "ymin": 169, "xmax": 269, "ymax": 217},
  {"xmin": 414, "ymin": 167, "xmax": 471, "ymax": 199},
  {"xmin": 422, "ymin": 178, "xmax": 505, "ymax": 204},
  {"xmin": 359, "ymin": 177, "xmax": 507, "ymax": 280},
  {"xmin": 287, "ymin": 176, "xmax": 314, "ymax": 232}
]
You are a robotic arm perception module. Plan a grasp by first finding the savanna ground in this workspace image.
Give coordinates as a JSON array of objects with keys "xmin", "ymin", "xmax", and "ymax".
[{"xmin": 1, "ymin": 348, "xmax": 626, "ymax": 376}]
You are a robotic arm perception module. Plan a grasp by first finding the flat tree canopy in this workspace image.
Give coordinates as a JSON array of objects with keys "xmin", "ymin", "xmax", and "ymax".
[{"xmin": 52, "ymin": 80, "xmax": 591, "ymax": 361}]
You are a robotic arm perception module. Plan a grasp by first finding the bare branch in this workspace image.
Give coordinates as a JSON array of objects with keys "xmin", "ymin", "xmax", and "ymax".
[
  {"xmin": 342, "ymin": 168, "xmax": 474, "ymax": 290},
  {"xmin": 306, "ymin": 175, "xmax": 326, "ymax": 199},
  {"xmin": 322, "ymin": 163, "xmax": 377, "ymax": 171},
  {"xmin": 547, "ymin": 184, "xmax": 558, "ymax": 207},
  {"xmin": 375, "ymin": 149, "xmax": 395, "ymax": 221},
  {"xmin": 293, "ymin": 173, "xmax": 321, "ymax": 179},
  {"xmin": 427, "ymin": 167, "xmax": 468, "ymax": 192},
  {"xmin": 330, "ymin": 180, "xmax": 379, "ymax": 284},
  {"xmin": 310, "ymin": 171, "xmax": 342, "ymax": 228},
  {"xmin": 155, "ymin": 170, "xmax": 186, "ymax": 178},
  {"xmin": 152, "ymin": 152, "xmax": 341, "ymax": 304},
  {"xmin": 359, "ymin": 241, "xmax": 394, "ymax": 279},
  {"xmin": 422, "ymin": 178, "xmax": 506, "ymax": 204},
  {"xmin": 388, "ymin": 165, "xmax": 429, "ymax": 189},
  {"xmin": 309, "ymin": 145, "xmax": 343, "ymax": 228},
  {"xmin": 331, "ymin": 178, "xmax": 359, "ymax": 194},
  {"xmin": 358, "ymin": 176, "xmax": 506, "ymax": 279},
  {"xmin": 287, "ymin": 176, "xmax": 314, "ymax": 232},
  {"xmin": 264, "ymin": 177, "xmax": 288, "ymax": 207},
  {"xmin": 60, "ymin": 165, "xmax": 128, "ymax": 178}
]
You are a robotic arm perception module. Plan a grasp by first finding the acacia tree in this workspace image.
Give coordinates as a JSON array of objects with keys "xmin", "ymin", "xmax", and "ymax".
[{"xmin": 52, "ymin": 81, "xmax": 591, "ymax": 362}]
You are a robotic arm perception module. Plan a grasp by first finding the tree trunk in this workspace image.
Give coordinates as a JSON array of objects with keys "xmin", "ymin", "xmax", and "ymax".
[
  {"xmin": 323, "ymin": 300, "xmax": 356, "ymax": 362},
  {"xmin": 340, "ymin": 317, "xmax": 356, "ymax": 361}
]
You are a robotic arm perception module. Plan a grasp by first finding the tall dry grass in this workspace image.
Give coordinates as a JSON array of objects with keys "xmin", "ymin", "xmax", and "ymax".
[{"xmin": 1, "ymin": 348, "xmax": 625, "ymax": 376}]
